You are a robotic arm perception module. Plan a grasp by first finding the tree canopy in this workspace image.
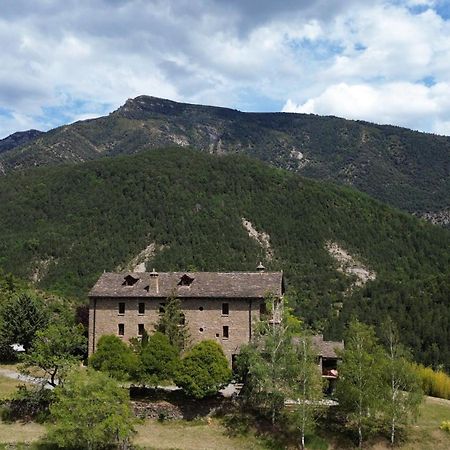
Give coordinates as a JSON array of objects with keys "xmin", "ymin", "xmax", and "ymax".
[
  {"xmin": 175, "ymin": 340, "xmax": 231, "ymax": 399},
  {"xmin": 89, "ymin": 335, "xmax": 138, "ymax": 381},
  {"xmin": 47, "ymin": 367, "xmax": 136, "ymax": 449},
  {"xmin": 22, "ymin": 322, "xmax": 87, "ymax": 386},
  {"xmin": 138, "ymin": 331, "xmax": 179, "ymax": 387}
]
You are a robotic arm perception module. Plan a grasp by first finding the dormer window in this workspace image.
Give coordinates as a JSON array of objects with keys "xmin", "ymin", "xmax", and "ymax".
[
  {"xmin": 178, "ymin": 274, "xmax": 194, "ymax": 287},
  {"xmin": 122, "ymin": 274, "xmax": 139, "ymax": 286}
]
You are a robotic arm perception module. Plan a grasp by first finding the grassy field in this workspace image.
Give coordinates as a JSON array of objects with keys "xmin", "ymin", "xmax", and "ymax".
[
  {"xmin": 0, "ymin": 397, "xmax": 448, "ymax": 449},
  {"xmin": 324, "ymin": 397, "xmax": 450, "ymax": 450},
  {"xmin": 0, "ymin": 374, "xmax": 26, "ymax": 401},
  {"xmin": 134, "ymin": 419, "xmax": 267, "ymax": 450}
]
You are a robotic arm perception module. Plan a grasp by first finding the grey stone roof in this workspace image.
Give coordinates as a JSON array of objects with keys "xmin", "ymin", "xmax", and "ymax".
[
  {"xmin": 89, "ymin": 271, "xmax": 284, "ymax": 299},
  {"xmin": 312, "ymin": 335, "xmax": 344, "ymax": 359}
]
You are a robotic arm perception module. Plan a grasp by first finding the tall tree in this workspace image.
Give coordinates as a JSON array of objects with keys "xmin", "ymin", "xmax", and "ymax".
[
  {"xmin": 238, "ymin": 296, "xmax": 308, "ymax": 425},
  {"xmin": 22, "ymin": 322, "xmax": 87, "ymax": 386},
  {"xmin": 292, "ymin": 335, "xmax": 324, "ymax": 450},
  {"xmin": 380, "ymin": 318, "xmax": 422, "ymax": 447},
  {"xmin": 0, "ymin": 292, "xmax": 49, "ymax": 352},
  {"xmin": 47, "ymin": 367, "xmax": 136, "ymax": 450},
  {"xmin": 336, "ymin": 319, "xmax": 385, "ymax": 448},
  {"xmin": 156, "ymin": 294, "xmax": 189, "ymax": 352}
]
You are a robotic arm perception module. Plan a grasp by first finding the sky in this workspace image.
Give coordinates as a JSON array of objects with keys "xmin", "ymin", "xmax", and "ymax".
[{"xmin": 1, "ymin": 0, "xmax": 450, "ymax": 138}]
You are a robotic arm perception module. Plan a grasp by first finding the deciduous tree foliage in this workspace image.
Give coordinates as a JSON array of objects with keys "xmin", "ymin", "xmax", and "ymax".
[
  {"xmin": 47, "ymin": 368, "xmax": 136, "ymax": 450},
  {"xmin": 89, "ymin": 335, "xmax": 138, "ymax": 381},
  {"xmin": 336, "ymin": 320, "xmax": 386, "ymax": 448},
  {"xmin": 238, "ymin": 297, "xmax": 323, "ymax": 448},
  {"xmin": 175, "ymin": 340, "xmax": 231, "ymax": 399},
  {"xmin": 138, "ymin": 331, "xmax": 179, "ymax": 387},
  {"xmin": 292, "ymin": 335, "xmax": 324, "ymax": 450},
  {"xmin": 380, "ymin": 318, "xmax": 422, "ymax": 447},
  {"xmin": 22, "ymin": 322, "xmax": 87, "ymax": 386},
  {"xmin": 238, "ymin": 297, "xmax": 304, "ymax": 424}
]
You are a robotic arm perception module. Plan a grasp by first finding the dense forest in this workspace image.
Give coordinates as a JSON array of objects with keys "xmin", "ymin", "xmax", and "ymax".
[
  {"xmin": 0, "ymin": 95, "xmax": 449, "ymax": 217},
  {"xmin": 0, "ymin": 147, "xmax": 448, "ymax": 369}
]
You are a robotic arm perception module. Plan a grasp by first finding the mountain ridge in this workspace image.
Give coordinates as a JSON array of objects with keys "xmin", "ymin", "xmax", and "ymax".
[{"xmin": 1, "ymin": 95, "xmax": 449, "ymax": 217}]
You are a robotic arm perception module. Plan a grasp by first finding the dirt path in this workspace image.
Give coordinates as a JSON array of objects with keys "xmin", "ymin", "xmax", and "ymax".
[{"xmin": 0, "ymin": 367, "xmax": 50, "ymax": 387}]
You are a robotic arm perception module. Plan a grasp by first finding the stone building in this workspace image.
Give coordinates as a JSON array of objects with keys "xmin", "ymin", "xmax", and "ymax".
[
  {"xmin": 312, "ymin": 334, "xmax": 344, "ymax": 394},
  {"xmin": 88, "ymin": 268, "xmax": 284, "ymax": 364}
]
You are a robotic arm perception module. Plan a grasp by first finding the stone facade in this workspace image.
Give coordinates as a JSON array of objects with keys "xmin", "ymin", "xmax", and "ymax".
[{"xmin": 88, "ymin": 270, "xmax": 283, "ymax": 364}]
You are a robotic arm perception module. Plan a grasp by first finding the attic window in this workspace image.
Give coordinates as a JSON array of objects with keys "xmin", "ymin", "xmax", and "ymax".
[
  {"xmin": 122, "ymin": 274, "xmax": 139, "ymax": 286},
  {"xmin": 178, "ymin": 274, "xmax": 195, "ymax": 287}
]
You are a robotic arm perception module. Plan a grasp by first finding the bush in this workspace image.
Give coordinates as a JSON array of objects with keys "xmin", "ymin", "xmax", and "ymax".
[
  {"xmin": 412, "ymin": 364, "xmax": 450, "ymax": 400},
  {"xmin": 175, "ymin": 340, "xmax": 231, "ymax": 399},
  {"xmin": 89, "ymin": 334, "xmax": 138, "ymax": 381},
  {"xmin": 440, "ymin": 420, "xmax": 450, "ymax": 433},
  {"xmin": 1, "ymin": 385, "xmax": 53, "ymax": 422},
  {"xmin": 138, "ymin": 331, "xmax": 180, "ymax": 387}
]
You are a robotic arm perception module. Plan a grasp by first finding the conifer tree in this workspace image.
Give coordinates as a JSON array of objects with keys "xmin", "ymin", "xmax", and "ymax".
[{"xmin": 156, "ymin": 293, "xmax": 189, "ymax": 352}]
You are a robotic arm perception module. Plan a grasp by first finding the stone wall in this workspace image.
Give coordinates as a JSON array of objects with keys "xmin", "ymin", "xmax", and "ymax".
[{"xmin": 89, "ymin": 296, "xmax": 263, "ymax": 363}]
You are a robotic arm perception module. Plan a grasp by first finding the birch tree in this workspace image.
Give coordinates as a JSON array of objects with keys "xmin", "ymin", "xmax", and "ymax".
[
  {"xmin": 244, "ymin": 295, "xmax": 301, "ymax": 424},
  {"xmin": 292, "ymin": 335, "xmax": 324, "ymax": 450},
  {"xmin": 336, "ymin": 319, "xmax": 385, "ymax": 448},
  {"xmin": 380, "ymin": 318, "xmax": 422, "ymax": 447}
]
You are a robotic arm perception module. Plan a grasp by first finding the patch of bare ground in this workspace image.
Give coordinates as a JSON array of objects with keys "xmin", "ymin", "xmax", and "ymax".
[
  {"xmin": 326, "ymin": 241, "xmax": 375, "ymax": 289},
  {"xmin": 30, "ymin": 257, "xmax": 55, "ymax": 283},
  {"xmin": 241, "ymin": 218, "xmax": 273, "ymax": 261},
  {"xmin": 118, "ymin": 242, "xmax": 165, "ymax": 272}
]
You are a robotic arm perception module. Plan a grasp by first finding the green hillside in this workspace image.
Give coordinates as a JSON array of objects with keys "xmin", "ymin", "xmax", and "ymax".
[
  {"xmin": 1, "ymin": 96, "xmax": 449, "ymax": 217},
  {"xmin": 0, "ymin": 148, "xmax": 449, "ymax": 368}
]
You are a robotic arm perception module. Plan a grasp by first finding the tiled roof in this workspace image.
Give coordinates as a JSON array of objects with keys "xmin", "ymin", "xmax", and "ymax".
[
  {"xmin": 89, "ymin": 271, "xmax": 284, "ymax": 299},
  {"xmin": 312, "ymin": 335, "xmax": 344, "ymax": 359}
]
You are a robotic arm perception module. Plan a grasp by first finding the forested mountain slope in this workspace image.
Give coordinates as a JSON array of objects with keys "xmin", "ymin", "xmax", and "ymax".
[
  {"xmin": 0, "ymin": 148, "xmax": 448, "ymax": 368},
  {"xmin": 0, "ymin": 96, "xmax": 449, "ymax": 217}
]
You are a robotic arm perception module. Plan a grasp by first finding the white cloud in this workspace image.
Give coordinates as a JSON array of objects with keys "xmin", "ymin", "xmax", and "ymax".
[
  {"xmin": 0, "ymin": 0, "xmax": 450, "ymax": 137},
  {"xmin": 283, "ymin": 81, "xmax": 450, "ymax": 132}
]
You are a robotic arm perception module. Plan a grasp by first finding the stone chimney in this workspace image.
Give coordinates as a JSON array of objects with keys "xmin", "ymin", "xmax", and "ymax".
[
  {"xmin": 150, "ymin": 268, "xmax": 159, "ymax": 293},
  {"xmin": 256, "ymin": 262, "xmax": 265, "ymax": 272}
]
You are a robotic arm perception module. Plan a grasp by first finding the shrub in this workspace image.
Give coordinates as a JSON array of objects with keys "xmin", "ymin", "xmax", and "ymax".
[
  {"xmin": 138, "ymin": 331, "xmax": 180, "ymax": 387},
  {"xmin": 411, "ymin": 364, "xmax": 450, "ymax": 400},
  {"xmin": 1, "ymin": 385, "xmax": 54, "ymax": 422},
  {"xmin": 89, "ymin": 334, "xmax": 138, "ymax": 381},
  {"xmin": 440, "ymin": 420, "xmax": 450, "ymax": 433},
  {"xmin": 175, "ymin": 340, "xmax": 231, "ymax": 399}
]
